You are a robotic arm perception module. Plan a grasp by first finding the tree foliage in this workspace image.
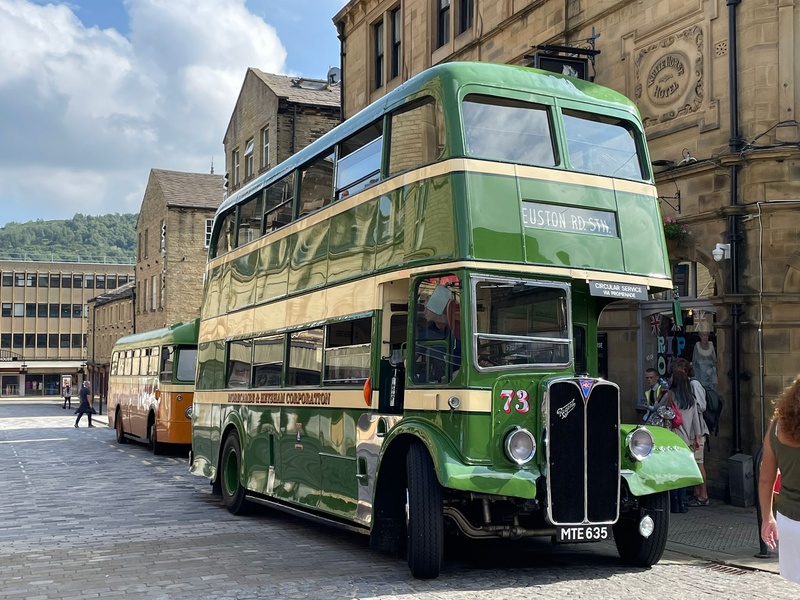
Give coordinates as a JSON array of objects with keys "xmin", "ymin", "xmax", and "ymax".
[{"xmin": 0, "ymin": 213, "xmax": 137, "ymax": 262}]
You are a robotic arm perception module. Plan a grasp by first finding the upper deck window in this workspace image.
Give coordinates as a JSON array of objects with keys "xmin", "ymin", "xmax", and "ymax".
[
  {"xmin": 562, "ymin": 110, "xmax": 644, "ymax": 180},
  {"xmin": 237, "ymin": 194, "xmax": 264, "ymax": 247},
  {"xmin": 299, "ymin": 153, "xmax": 334, "ymax": 217},
  {"xmin": 213, "ymin": 210, "xmax": 236, "ymax": 258},
  {"xmin": 264, "ymin": 173, "xmax": 295, "ymax": 232},
  {"xmin": 388, "ymin": 97, "xmax": 444, "ymax": 176},
  {"xmin": 462, "ymin": 95, "xmax": 556, "ymax": 167},
  {"xmin": 336, "ymin": 122, "xmax": 383, "ymax": 200}
]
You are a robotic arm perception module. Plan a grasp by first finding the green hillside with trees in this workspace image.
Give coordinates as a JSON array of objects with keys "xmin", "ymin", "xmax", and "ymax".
[{"xmin": 0, "ymin": 213, "xmax": 137, "ymax": 263}]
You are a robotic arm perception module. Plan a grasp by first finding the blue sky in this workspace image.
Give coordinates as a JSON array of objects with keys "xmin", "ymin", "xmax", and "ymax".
[{"xmin": 0, "ymin": 0, "xmax": 346, "ymax": 227}]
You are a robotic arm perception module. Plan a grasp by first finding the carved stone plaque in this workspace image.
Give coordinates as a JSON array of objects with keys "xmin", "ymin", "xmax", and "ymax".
[{"xmin": 635, "ymin": 25, "xmax": 704, "ymax": 130}]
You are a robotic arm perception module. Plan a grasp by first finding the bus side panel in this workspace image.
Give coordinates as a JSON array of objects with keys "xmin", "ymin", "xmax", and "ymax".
[
  {"xmin": 189, "ymin": 397, "xmax": 220, "ymax": 480},
  {"xmin": 466, "ymin": 173, "xmax": 525, "ymax": 261},
  {"xmin": 317, "ymin": 408, "xmax": 358, "ymax": 517},
  {"xmin": 271, "ymin": 409, "xmax": 322, "ymax": 508},
  {"xmin": 241, "ymin": 405, "xmax": 279, "ymax": 496},
  {"xmin": 158, "ymin": 390, "xmax": 193, "ymax": 445}
]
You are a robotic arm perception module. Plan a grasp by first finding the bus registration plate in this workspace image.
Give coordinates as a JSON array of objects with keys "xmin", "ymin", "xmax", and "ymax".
[{"xmin": 555, "ymin": 525, "xmax": 610, "ymax": 543}]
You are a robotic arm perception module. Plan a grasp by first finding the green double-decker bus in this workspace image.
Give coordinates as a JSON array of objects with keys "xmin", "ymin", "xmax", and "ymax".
[{"xmin": 190, "ymin": 62, "xmax": 701, "ymax": 578}]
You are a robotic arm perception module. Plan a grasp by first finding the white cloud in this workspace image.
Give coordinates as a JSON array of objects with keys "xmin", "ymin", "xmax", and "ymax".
[{"xmin": 0, "ymin": 0, "xmax": 288, "ymax": 225}]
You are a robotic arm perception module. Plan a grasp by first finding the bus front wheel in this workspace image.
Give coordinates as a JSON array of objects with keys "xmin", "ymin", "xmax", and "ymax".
[
  {"xmin": 115, "ymin": 411, "xmax": 127, "ymax": 444},
  {"xmin": 406, "ymin": 440, "xmax": 443, "ymax": 579},
  {"xmin": 613, "ymin": 490, "xmax": 669, "ymax": 567},
  {"xmin": 220, "ymin": 430, "xmax": 249, "ymax": 515}
]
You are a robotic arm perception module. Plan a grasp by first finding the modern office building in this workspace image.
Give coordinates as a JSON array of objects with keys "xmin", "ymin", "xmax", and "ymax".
[{"xmin": 0, "ymin": 258, "xmax": 134, "ymax": 398}]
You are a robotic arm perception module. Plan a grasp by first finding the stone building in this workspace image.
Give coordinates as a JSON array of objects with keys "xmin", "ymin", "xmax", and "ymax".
[
  {"xmin": 333, "ymin": 0, "xmax": 800, "ymax": 499},
  {"xmin": 86, "ymin": 282, "xmax": 135, "ymax": 407},
  {"xmin": 223, "ymin": 69, "xmax": 341, "ymax": 196},
  {"xmin": 135, "ymin": 169, "xmax": 223, "ymax": 333},
  {"xmin": 0, "ymin": 259, "xmax": 133, "ymax": 398}
]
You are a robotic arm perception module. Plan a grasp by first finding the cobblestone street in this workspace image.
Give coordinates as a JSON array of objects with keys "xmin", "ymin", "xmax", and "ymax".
[{"xmin": 1, "ymin": 402, "xmax": 797, "ymax": 599}]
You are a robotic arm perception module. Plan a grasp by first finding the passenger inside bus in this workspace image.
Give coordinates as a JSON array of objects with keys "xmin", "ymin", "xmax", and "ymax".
[{"xmin": 414, "ymin": 283, "xmax": 461, "ymax": 384}]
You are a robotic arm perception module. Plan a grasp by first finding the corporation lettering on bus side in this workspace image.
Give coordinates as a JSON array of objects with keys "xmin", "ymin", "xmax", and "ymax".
[{"xmin": 228, "ymin": 391, "xmax": 332, "ymax": 406}]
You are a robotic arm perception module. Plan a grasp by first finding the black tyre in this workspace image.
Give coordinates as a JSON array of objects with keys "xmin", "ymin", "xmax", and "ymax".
[
  {"xmin": 220, "ymin": 430, "xmax": 249, "ymax": 515},
  {"xmin": 115, "ymin": 411, "xmax": 127, "ymax": 444},
  {"xmin": 406, "ymin": 440, "xmax": 443, "ymax": 579},
  {"xmin": 150, "ymin": 422, "xmax": 164, "ymax": 456},
  {"xmin": 613, "ymin": 491, "xmax": 670, "ymax": 567}
]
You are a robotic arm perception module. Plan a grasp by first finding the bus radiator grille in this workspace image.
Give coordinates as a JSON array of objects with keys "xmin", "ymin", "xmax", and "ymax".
[{"xmin": 547, "ymin": 379, "xmax": 619, "ymax": 525}]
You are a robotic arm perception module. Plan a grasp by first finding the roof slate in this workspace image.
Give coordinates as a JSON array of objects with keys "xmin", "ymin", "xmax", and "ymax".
[
  {"xmin": 150, "ymin": 169, "xmax": 224, "ymax": 210},
  {"xmin": 250, "ymin": 69, "xmax": 340, "ymax": 108}
]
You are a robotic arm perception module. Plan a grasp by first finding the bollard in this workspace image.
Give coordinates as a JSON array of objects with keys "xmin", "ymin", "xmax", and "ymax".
[{"xmin": 753, "ymin": 446, "xmax": 774, "ymax": 558}]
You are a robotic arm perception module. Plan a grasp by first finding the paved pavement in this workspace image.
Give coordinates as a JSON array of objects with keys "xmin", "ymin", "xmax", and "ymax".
[{"xmin": 0, "ymin": 399, "xmax": 792, "ymax": 599}]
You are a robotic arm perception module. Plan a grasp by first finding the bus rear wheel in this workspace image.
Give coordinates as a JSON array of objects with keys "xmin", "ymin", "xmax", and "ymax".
[
  {"xmin": 613, "ymin": 490, "xmax": 669, "ymax": 567},
  {"xmin": 150, "ymin": 422, "xmax": 164, "ymax": 456},
  {"xmin": 406, "ymin": 440, "xmax": 443, "ymax": 579},
  {"xmin": 220, "ymin": 430, "xmax": 249, "ymax": 515},
  {"xmin": 115, "ymin": 411, "xmax": 127, "ymax": 444}
]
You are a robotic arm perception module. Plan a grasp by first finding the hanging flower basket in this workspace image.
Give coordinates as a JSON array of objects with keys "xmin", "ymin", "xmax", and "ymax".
[{"xmin": 663, "ymin": 217, "xmax": 690, "ymax": 242}]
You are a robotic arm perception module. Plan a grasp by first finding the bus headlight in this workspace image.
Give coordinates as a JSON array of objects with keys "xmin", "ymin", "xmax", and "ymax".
[
  {"xmin": 627, "ymin": 427, "xmax": 654, "ymax": 461},
  {"xmin": 185, "ymin": 406, "xmax": 193, "ymax": 419},
  {"xmin": 504, "ymin": 426, "xmax": 536, "ymax": 465}
]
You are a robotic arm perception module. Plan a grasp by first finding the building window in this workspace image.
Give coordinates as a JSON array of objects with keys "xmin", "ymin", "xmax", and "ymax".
[
  {"xmin": 1, "ymin": 303, "xmax": 10, "ymax": 317},
  {"xmin": 138, "ymin": 232, "xmax": 142, "ymax": 261},
  {"xmin": 61, "ymin": 304, "xmax": 71, "ymax": 318},
  {"xmin": 151, "ymin": 275, "xmax": 157, "ymax": 310},
  {"xmin": 160, "ymin": 221, "xmax": 166, "ymax": 254},
  {"xmin": 72, "ymin": 334, "xmax": 82, "ymax": 348},
  {"xmin": 60, "ymin": 334, "xmax": 69, "ymax": 348},
  {"xmin": 118, "ymin": 275, "xmax": 128, "ymax": 285},
  {"xmin": 244, "ymin": 139, "xmax": 255, "ymax": 178},
  {"xmin": 144, "ymin": 278, "xmax": 149, "ymax": 311},
  {"xmin": 2, "ymin": 273, "xmax": 11, "ymax": 287},
  {"xmin": 144, "ymin": 229, "xmax": 148, "ymax": 259},
  {"xmin": 437, "ymin": 0, "xmax": 450, "ymax": 49},
  {"xmin": 13, "ymin": 333, "xmax": 23, "ymax": 348},
  {"xmin": 49, "ymin": 304, "xmax": 58, "ymax": 318},
  {"xmin": 61, "ymin": 274, "xmax": 71, "ymax": 289},
  {"xmin": 49, "ymin": 274, "xmax": 60, "ymax": 288},
  {"xmin": 85, "ymin": 275, "xmax": 94, "ymax": 289},
  {"xmin": 205, "ymin": 219, "xmax": 214, "ymax": 248},
  {"xmin": 261, "ymin": 127, "xmax": 270, "ymax": 169},
  {"xmin": 26, "ymin": 273, "xmax": 36, "ymax": 287},
  {"xmin": 96, "ymin": 275, "xmax": 105, "ymax": 290},
  {"xmin": 14, "ymin": 303, "xmax": 23, "ymax": 317},
  {"xmin": 0, "ymin": 333, "xmax": 9, "ymax": 348},
  {"xmin": 72, "ymin": 304, "xmax": 82, "ymax": 318},
  {"xmin": 73, "ymin": 274, "xmax": 83, "ymax": 289},
  {"xmin": 374, "ymin": 19, "xmax": 384, "ymax": 89},
  {"xmin": 38, "ymin": 274, "xmax": 48, "ymax": 287},
  {"xmin": 38, "ymin": 303, "xmax": 47, "ymax": 318},
  {"xmin": 457, "ymin": 0, "xmax": 473, "ymax": 35},
  {"xmin": 233, "ymin": 149, "xmax": 241, "ymax": 186},
  {"xmin": 15, "ymin": 272, "xmax": 24, "ymax": 287},
  {"xmin": 25, "ymin": 333, "xmax": 35, "ymax": 349},
  {"xmin": 391, "ymin": 7, "xmax": 402, "ymax": 80},
  {"xmin": 107, "ymin": 275, "xmax": 117, "ymax": 289},
  {"xmin": 49, "ymin": 334, "xmax": 57, "ymax": 348},
  {"xmin": 26, "ymin": 303, "xmax": 35, "ymax": 317},
  {"xmin": 37, "ymin": 333, "xmax": 46, "ymax": 348}
]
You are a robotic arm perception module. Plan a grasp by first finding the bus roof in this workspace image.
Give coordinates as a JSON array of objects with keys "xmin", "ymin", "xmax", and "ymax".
[
  {"xmin": 112, "ymin": 319, "xmax": 199, "ymax": 350},
  {"xmin": 216, "ymin": 61, "xmax": 642, "ymax": 218}
]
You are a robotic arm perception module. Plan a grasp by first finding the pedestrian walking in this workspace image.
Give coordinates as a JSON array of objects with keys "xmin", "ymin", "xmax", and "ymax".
[
  {"xmin": 62, "ymin": 381, "xmax": 72, "ymax": 410},
  {"xmin": 74, "ymin": 381, "xmax": 96, "ymax": 428},
  {"xmin": 759, "ymin": 373, "xmax": 800, "ymax": 584}
]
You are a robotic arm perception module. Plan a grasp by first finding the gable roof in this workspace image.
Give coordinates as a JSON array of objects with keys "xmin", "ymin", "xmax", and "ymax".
[
  {"xmin": 249, "ymin": 69, "xmax": 340, "ymax": 108},
  {"xmin": 149, "ymin": 169, "xmax": 224, "ymax": 210}
]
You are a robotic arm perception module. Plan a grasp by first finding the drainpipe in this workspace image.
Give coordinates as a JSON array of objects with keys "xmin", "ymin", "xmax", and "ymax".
[
  {"xmin": 337, "ymin": 20, "xmax": 346, "ymax": 123},
  {"xmin": 292, "ymin": 104, "xmax": 297, "ymax": 155},
  {"xmin": 727, "ymin": 0, "xmax": 743, "ymax": 454}
]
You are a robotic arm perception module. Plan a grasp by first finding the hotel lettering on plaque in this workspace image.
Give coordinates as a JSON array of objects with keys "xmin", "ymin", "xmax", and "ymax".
[{"xmin": 521, "ymin": 201, "xmax": 618, "ymax": 237}]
